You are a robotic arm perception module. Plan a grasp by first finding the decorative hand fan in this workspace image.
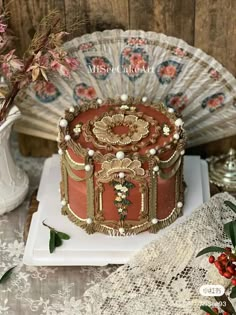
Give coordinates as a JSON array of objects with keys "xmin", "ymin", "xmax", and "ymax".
[{"xmin": 14, "ymin": 29, "xmax": 236, "ymax": 147}]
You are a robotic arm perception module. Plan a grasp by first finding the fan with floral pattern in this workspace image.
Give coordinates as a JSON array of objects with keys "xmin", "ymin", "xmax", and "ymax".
[{"xmin": 14, "ymin": 29, "xmax": 236, "ymax": 147}]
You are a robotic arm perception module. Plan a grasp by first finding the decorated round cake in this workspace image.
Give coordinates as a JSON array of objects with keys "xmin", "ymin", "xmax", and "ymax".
[{"xmin": 58, "ymin": 96, "xmax": 186, "ymax": 235}]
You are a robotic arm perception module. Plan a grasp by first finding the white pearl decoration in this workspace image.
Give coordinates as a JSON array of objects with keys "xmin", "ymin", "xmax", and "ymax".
[
  {"xmin": 65, "ymin": 135, "xmax": 71, "ymax": 141},
  {"xmin": 119, "ymin": 227, "xmax": 125, "ymax": 234},
  {"xmin": 153, "ymin": 165, "xmax": 159, "ymax": 172},
  {"xmin": 168, "ymin": 107, "xmax": 174, "ymax": 113},
  {"xmin": 180, "ymin": 150, "xmax": 185, "ymax": 155},
  {"xmin": 84, "ymin": 164, "xmax": 91, "ymax": 172},
  {"xmin": 120, "ymin": 94, "xmax": 128, "ymax": 102},
  {"xmin": 59, "ymin": 119, "xmax": 68, "ymax": 128},
  {"xmin": 69, "ymin": 107, "xmax": 75, "ymax": 113},
  {"xmin": 86, "ymin": 218, "xmax": 93, "ymax": 224},
  {"xmin": 58, "ymin": 148, "xmax": 63, "ymax": 155},
  {"xmin": 88, "ymin": 149, "xmax": 95, "ymax": 157},
  {"xmin": 61, "ymin": 199, "xmax": 66, "ymax": 206},
  {"xmin": 177, "ymin": 201, "xmax": 183, "ymax": 208},
  {"xmin": 149, "ymin": 148, "xmax": 156, "ymax": 155},
  {"xmin": 119, "ymin": 172, "xmax": 125, "ymax": 178},
  {"xmin": 116, "ymin": 151, "xmax": 125, "ymax": 160},
  {"xmin": 142, "ymin": 96, "xmax": 147, "ymax": 102},
  {"xmin": 152, "ymin": 218, "xmax": 158, "ymax": 224},
  {"xmin": 175, "ymin": 118, "xmax": 184, "ymax": 127},
  {"xmin": 97, "ymin": 98, "xmax": 103, "ymax": 105},
  {"xmin": 173, "ymin": 133, "xmax": 180, "ymax": 140}
]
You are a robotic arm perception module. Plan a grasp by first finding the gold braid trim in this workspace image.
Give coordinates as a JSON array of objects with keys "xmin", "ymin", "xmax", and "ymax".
[
  {"xmin": 65, "ymin": 150, "xmax": 85, "ymax": 169},
  {"xmin": 86, "ymin": 175, "xmax": 95, "ymax": 220},
  {"xmin": 158, "ymin": 149, "xmax": 180, "ymax": 168},
  {"xmin": 63, "ymin": 200, "xmax": 183, "ymax": 235},
  {"xmin": 149, "ymin": 159, "xmax": 158, "ymax": 220},
  {"xmin": 159, "ymin": 157, "xmax": 182, "ymax": 180}
]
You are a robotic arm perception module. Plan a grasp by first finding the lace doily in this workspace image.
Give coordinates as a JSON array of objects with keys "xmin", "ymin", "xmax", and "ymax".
[{"xmin": 77, "ymin": 192, "xmax": 236, "ymax": 315}]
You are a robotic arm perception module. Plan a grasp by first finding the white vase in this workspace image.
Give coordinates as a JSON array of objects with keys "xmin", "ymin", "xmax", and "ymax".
[{"xmin": 0, "ymin": 106, "xmax": 29, "ymax": 214}]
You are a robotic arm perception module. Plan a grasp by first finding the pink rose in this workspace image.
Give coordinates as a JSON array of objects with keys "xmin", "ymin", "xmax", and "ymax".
[
  {"xmin": 65, "ymin": 57, "xmax": 79, "ymax": 70},
  {"xmin": 130, "ymin": 53, "xmax": 143, "ymax": 65},
  {"xmin": 208, "ymin": 98, "xmax": 220, "ymax": 108},
  {"xmin": 122, "ymin": 48, "xmax": 132, "ymax": 57},
  {"xmin": 174, "ymin": 48, "xmax": 186, "ymax": 57},
  {"xmin": 161, "ymin": 65, "xmax": 177, "ymax": 77},
  {"xmin": 84, "ymin": 87, "xmax": 96, "ymax": 99},
  {"xmin": 76, "ymin": 86, "xmax": 86, "ymax": 96}
]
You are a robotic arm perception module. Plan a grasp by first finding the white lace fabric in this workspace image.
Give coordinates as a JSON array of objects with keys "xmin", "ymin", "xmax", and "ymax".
[{"xmin": 78, "ymin": 192, "xmax": 236, "ymax": 315}]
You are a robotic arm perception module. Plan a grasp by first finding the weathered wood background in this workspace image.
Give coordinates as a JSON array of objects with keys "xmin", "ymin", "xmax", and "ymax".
[{"xmin": 2, "ymin": 0, "xmax": 236, "ymax": 156}]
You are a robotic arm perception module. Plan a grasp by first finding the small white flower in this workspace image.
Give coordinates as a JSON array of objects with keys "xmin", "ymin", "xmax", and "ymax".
[
  {"xmin": 120, "ymin": 186, "xmax": 128, "ymax": 193},
  {"xmin": 121, "ymin": 194, "xmax": 126, "ymax": 199},
  {"xmin": 73, "ymin": 124, "xmax": 82, "ymax": 134},
  {"xmin": 118, "ymin": 208, "xmax": 123, "ymax": 213},
  {"xmin": 162, "ymin": 124, "xmax": 171, "ymax": 136},
  {"xmin": 118, "ymin": 192, "xmax": 122, "ymax": 196},
  {"xmin": 115, "ymin": 184, "xmax": 123, "ymax": 190},
  {"xmin": 120, "ymin": 105, "xmax": 129, "ymax": 110}
]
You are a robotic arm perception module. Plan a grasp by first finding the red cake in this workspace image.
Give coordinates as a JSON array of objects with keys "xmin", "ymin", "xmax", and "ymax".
[{"xmin": 58, "ymin": 96, "xmax": 186, "ymax": 235}]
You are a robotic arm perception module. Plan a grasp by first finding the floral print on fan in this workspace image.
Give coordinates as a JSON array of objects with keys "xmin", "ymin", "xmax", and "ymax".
[
  {"xmin": 85, "ymin": 56, "xmax": 112, "ymax": 80},
  {"xmin": 208, "ymin": 68, "xmax": 221, "ymax": 80},
  {"xmin": 124, "ymin": 37, "xmax": 148, "ymax": 46},
  {"xmin": 78, "ymin": 42, "xmax": 94, "ymax": 52},
  {"xmin": 165, "ymin": 93, "xmax": 188, "ymax": 113},
  {"xmin": 120, "ymin": 47, "xmax": 149, "ymax": 81},
  {"xmin": 34, "ymin": 81, "xmax": 61, "ymax": 103},
  {"xmin": 171, "ymin": 47, "xmax": 188, "ymax": 58},
  {"xmin": 202, "ymin": 92, "xmax": 225, "ymax": 112},
  {"xmin": 156, "ymin": 60, "xmax": 183, "ymax": 84},
  {"xmin": 73, "ymin": 83, "xmax": 97, "ymax": 103}
]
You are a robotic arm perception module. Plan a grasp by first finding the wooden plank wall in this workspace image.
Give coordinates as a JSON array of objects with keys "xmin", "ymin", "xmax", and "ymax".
[{"xmin": 2, "ymin": 0, "xmax": 236, "ymax": 157}]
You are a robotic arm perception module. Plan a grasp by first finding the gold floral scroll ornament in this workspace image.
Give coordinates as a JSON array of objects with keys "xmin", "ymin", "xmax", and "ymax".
[
  {"xmin": 92, "ymin": 113, "xmax": 149, "ymax": 145},
  {"xmin": 97, "ymin": 158, "xmax": 145, "ymax": 182}
]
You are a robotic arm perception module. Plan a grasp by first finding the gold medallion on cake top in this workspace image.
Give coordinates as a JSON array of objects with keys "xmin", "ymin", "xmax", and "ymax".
[{"xmin": 92, "ymin": 113, "xmax": 149, "ymax": 146}]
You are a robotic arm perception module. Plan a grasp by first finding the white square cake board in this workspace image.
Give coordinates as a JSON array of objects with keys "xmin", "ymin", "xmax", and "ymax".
[{"xmin": 23, "ymin": 155, "xmax": 210, "ymax": 266}]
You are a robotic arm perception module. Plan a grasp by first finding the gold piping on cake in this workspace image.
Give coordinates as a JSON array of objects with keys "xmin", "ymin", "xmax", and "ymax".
[
  {"xmin": 92, "ymin": 113, "xmax": 150, "ymax": 145},
  {"xmin": 65, "ymin": 150, "xmax": 85, "ymax": 168},
  {"xmin": 58, "ymin": 99, "xmax": 186, "ymax": 163},
  {"xmin": 59, "ymin": 98, "xmax": 185, "ymax": 235},
  {"xmin": 159, "ymin": 157, "xmax": 182, "ymax": 180},
  {"xmin": 97, "ymin": 158, "xmax": 146, "ymax": 183}
]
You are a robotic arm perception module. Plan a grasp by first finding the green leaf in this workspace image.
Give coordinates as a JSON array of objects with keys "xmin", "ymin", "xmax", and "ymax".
[
  {"xmin": 196, "ymin": 246, "xmax": 225, "ymax": 257},
  {"xmin": 56, "ymin": 232, "xmax": 70, "ymax": 240},
  {"xmin": 49, "ymin": 229, "xmax": 56, "ymax": 253},
  {"xmin": 225, "ymin": 201, "xmax": 236, "ymax": 214},
  {"xmin": 0, "ymin": 266, "xmax": 16, "ymax": 284},
  {"xmin": 230, "ymin": 286, "xmax": 236, "ymax": 298},
  {"xmin": 55, "ymin": 233, "xmax": 63, "ymax": 247},
  {"xmin": 200, "ymin": 306, "xmax": 217, "ymax": 314},
  {"xmin": 224, "ymin": 221, "xmax": 236, "ymax": 247}
]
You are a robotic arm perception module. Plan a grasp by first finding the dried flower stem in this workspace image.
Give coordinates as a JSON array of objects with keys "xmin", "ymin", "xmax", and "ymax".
[{"xmin": 0, "ymin": 15, "xmax": 61, "ymax": 121}]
